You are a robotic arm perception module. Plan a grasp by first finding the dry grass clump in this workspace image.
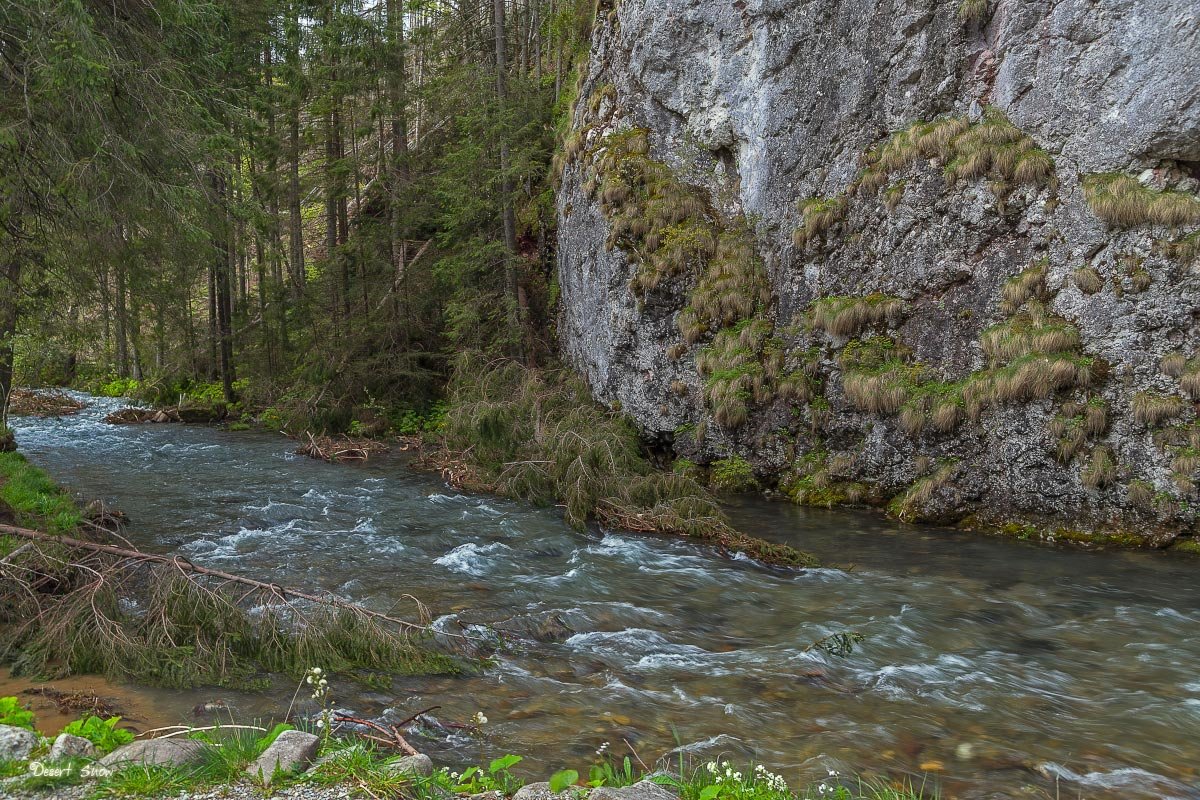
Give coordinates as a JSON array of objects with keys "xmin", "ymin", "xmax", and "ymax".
[
  {"xmin": 980, "ymin": 304, "xmax": 1081, "ymax": 364},
  {"xmin": 958, "ymin": 0, "xmax": 988, "ymax": 22},
  {"xmin": 1170, "ymin": 449, "xmax": 1200, "ymax": 477},
  {"xmin": 793, "ymin": 195, "xmax": 848, "ymax": 248},
  {"xmin": 587, "ymin": 128, "xmax": 715, "ymax": 295},
  {"xmin": 1082, "ymin": 173, "xmax": 1200, "ymax": 228},
  {"xmin": 696, "ymin": 320, "xmax": 782, "ymax": 429},
  {"xmin": 678, "ymin": 228, "xmax": 773, "ymax": 342},
  {"xmin": 856, "ymin": 116, "xmax": 970, "ymax": 192},
  {"xmin": 848, "ymin": 109, "xmax": 1054, "ymax": 213},
  {"xmin": 1161, "ymin": 355, "xmax": 1200, "ymax": 400},
  {"xmin": 1132, "ymin": 391, "xmax": 1187, "ymax": 427},
  {"xmin": 942, "ymin": 109, "xmax": 1057, "ymax": 194},
  {"xmin": 1126, "ymin": 479, "xmax": 1155, "ymax": 509},
  {"xmin": 1081, "ymin": 446, "xmax": 1117, "ymax": 489},
  {"xmin": 888, "ymin": 461, "xmax": 959, "ymax": 522},
  {"xmin": 808, "ymin": 293, "xmax": 905, "ymax": 337},
  {"xmin": 437, "ymin": 354, "xmax": 821, "ymax": 567},
  {"xmin": 1000, "ymin": 260, "xmax": 1049, "ymax": 313},
  {"xmin": 1165, "ymin": 230, "xmax": 1200, "ymax": 267},
  {"xmin": 1084, "ymin": 397, "xmax": 1108, "ymax": 437},
  {"xmin": 838, "ymin": 336, "xmax": 920, "ymax": 414},
  {"xmin": 1161, "ymin": 352, "xmax": 1188, "ymax": 377},
  {"xmin": 884, "ymin": 181, "xmax": 906, "ymax": 211},
  {"xmin": 1073, "ymin": 266, "xmax": 1104, "ymax": 294}
]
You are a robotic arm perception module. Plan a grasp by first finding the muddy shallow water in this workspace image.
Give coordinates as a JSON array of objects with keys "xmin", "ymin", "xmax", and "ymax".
[{"xmin": 8, "ymin": 395, "xmax": 1200, "ymax": 799}]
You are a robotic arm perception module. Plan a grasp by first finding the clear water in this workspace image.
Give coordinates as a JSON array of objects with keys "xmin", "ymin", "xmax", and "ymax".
[{"xmin": 9, "ymin": 395, "xmax": 1200, "ymax": 799}]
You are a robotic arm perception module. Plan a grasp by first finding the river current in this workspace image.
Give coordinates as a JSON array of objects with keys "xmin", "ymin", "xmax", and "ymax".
[{"xmin": 9, "ymin": 395, "xmax": 1200, "ymax": 799}]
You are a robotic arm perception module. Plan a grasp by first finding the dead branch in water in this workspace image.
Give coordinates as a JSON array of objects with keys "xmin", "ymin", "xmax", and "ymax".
[
  {"xmin": 296, "ymin": 431, "xmax": 389, "ymax": 463},
  {"xmin": 332, "ymin": 713, "xmax": 420, "ymax": 755},
  {"xmin": 8, "ymin": 389, "xmax": 86, "ymax": 418},
  {"xmin": 0, "ymin": 523, "xmax": 466, "ymax": 687},
  {"xmin": 103, "ymin": 407, "xmax": 180, "ymax": 425},
  {"xmin": 1, "ymin": 525, "xmax": 429, "ymax": 634}
]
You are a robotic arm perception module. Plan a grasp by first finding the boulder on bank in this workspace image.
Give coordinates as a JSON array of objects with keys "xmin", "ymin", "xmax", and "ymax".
[
  {"xmin": 245, "ymin": 729, "xmax": 320, "ymax": 785},
  {"xmin": 512, "ymin": 782, "xmax": 574, "ymax": 800},
  {"xmin": 98, "ymin": 738, "xmax": 206, "ymax": 768},
  {"xmin": 49, "ymin": 732, "xmax": 97, "ymax": 760},
  {"xmin": 0, "ymin": 724, "xmax": 38, "ymax": 761},
  {"xmin": 591, "ymin": 781, "xmax": 679, "ymax": 800},
  {"xmin": 382, "ymin": 753, "xmax": 434, "ymax": 777}
]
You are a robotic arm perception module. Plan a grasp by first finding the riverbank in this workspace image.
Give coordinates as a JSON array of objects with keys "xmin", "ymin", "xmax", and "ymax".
[
  {"xmin": 0, "ymin": 710, "xmax": 932, "ymax": 800},
  {"xmin": 8, "ymin": 393, "xmax": 1200, "ymax": 799}
]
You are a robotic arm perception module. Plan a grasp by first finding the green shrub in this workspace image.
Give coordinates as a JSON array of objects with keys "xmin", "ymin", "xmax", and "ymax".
[
  {"xmin": 61, "ymin": 716, "xmax": 135, "ymax": 754},
  {"xmin": 0, "ymin": 697, "xmax": 35, "ymax": 730},
  {"xmin": 710, "ymin": 457, "xmax": 757, "ymax": 492}
]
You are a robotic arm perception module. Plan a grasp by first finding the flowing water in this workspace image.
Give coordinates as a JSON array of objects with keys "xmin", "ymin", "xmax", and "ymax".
[{"xmin": 8, "ymin": 395, "xmax": 1200, "ymax": 799}]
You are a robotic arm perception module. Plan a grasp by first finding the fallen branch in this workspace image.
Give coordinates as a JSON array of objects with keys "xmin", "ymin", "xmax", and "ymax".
[
  {"xmin": 8, "ymin": 389, "xmax": 86, "ymax": 418},
  {"xmin": 0, "ymin": 524, "xmax": 429, "ymax": 634},
  {"xmin": 332, "ymin": 713, "xmax": 419, "ymax": 755},
  {"xmin": 296, "ymin": 431, "xmax": 389, "ymax": 463}
]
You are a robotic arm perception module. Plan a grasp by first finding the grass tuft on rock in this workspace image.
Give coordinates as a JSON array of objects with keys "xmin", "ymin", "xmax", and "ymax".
[
  {"xmin": 807, "ymin": 293, "xmax": 905, "ymax": 338},
  {"xmin": 1082, "ymin": 173, "xmax": 1200, "ymax": 228}
]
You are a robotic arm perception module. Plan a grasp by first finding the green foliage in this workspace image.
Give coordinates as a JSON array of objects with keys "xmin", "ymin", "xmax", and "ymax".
[
  {"xmin": 61, "ymin": 716, "xmax": 134, "ymax": 754},
  {"xmin": 451, "ymin": 755, "xmax": 526, "ymax": 796},
  {"xmin": 0, "ymin": 697, "xmax": 35, "ymax": 730},
  {"xmin": 0, "ymin": 451, "xmax": 82, "ymax": 533},
  {"xmin": 552, "ymin": 769, "xmax": 582, "ymax": 792},
  {"xmin": 304, "ymin": 743, "xmax": 416, "ymax": 795},
  {"xmin": 710, "ymin": 457, "xmax": 757, "ymax": 492}
]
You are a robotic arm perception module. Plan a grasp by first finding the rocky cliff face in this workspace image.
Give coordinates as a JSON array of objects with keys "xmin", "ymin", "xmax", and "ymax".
[{"xmin": 556, "ymin": 0, "xmax": 1200, "ymax": 544}]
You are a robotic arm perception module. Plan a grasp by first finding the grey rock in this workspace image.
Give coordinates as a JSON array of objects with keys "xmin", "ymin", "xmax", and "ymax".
[
  {"xmin": 590, "ymin": 781, "xmax": 678, "ymax": 800},
  {"xmin": 0, "ymin": 724, "xmax": 38, "ymax": 761},
  {"xmin": 49, "ymin": 733, "xmax": 97, "ymax": 761},
  {"xmin": 513, "ymin": 782, "xmax": 574, "ymax": 800},
  {"xmin": 468, "ymin": 792, "xmax": 505, "ymax": 800},
  {"xmin": 557, "ymin": 0, "xmax": 1200, "ymax": 543},
  {"xmin": 98, "ymin": 738, "xmax": 206, "ymax": 768},
  {"xmin": 245, "ymin": 730, "xmax": 320, "ymax": 784},
  {"xmin": 381, "ymin": 753, "xmax": 433, "ymax": 777}
]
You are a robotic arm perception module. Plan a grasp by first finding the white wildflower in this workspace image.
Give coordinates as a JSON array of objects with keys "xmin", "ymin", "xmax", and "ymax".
[{"xmin": 471, "ymin": 712, "xmax": 488, "ymax": 726}]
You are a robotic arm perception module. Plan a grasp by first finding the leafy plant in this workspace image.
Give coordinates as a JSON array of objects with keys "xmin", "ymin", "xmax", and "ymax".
[
  {"xmin": 453, "ymin": 754, "xmax": 525, "ymax": 795},
  {"xmin": 588, "ymin": 755, "xmax": 634, "ymax": 788},
  {"xmin": 0, "ymin": 697, "xmax": 35, "ymax": 730},
  {"xmin": 62, "ymin": 716, "xmax": 135, "ymax": 754},
  {"xmin": 552, "ymin": 768, "xmax": 581, "ymax": 791}
]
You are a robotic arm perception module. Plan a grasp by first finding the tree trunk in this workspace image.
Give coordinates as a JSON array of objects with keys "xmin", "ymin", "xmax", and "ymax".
[
  {"xmin": 209, "ymin": 171, "xmax": 237, "ymax": 403},
  {"xmin": 0, "ymin": 251, "xmax": 21, "ymax": 432},
  {"xmin": 494, "ymin": 0, "xmax": 525, "ymax": 361}
]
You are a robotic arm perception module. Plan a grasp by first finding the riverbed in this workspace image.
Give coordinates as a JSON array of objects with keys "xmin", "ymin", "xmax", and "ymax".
[{"xmin": 8, "ymin": 395, "xmax": 1200, "ymax": 799}]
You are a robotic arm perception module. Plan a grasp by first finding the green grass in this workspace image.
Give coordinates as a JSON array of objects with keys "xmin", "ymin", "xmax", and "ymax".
[
  {"xmin": 0, "ymin": 451, "xmax": 82, "ymax": 533},
  {"xmin": 710, "ymin": 456, "xmax": 757, "ymax": 492}
]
